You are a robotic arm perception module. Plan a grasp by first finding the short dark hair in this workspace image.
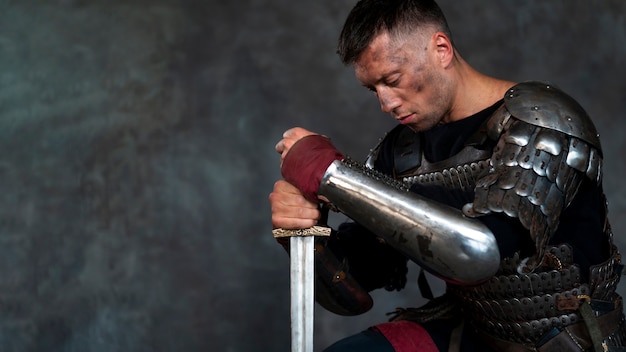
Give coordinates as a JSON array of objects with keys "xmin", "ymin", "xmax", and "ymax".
[{"xmin": 337, "ymin": 0, "xmax": 453, "ymax": 65}]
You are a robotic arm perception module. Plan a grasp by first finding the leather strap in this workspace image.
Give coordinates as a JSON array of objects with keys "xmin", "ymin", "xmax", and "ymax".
[
  {"xmin": 476, "ymin": 306, "xmax": 623, "ymax": 352},
  {"xmin": 543, "ymin": 306, "xmax": 622, "ymax": 351}
]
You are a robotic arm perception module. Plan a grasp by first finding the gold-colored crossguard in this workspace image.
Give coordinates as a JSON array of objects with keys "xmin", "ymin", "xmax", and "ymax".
[
  {"xmin": 272, "ymin": 226, "xmax": 332, "ymax": 238},
  {"xmin": 273, "ymin": 226, "xmax": 331, "ymax": 352}
]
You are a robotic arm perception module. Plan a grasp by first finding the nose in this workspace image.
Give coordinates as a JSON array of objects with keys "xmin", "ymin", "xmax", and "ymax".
[{"xmin": 377, "ymin": 87, "xmax": 401, "ymax": 113}]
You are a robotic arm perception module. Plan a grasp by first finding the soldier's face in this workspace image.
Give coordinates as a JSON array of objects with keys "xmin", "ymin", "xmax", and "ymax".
[{"xmin": 354, "ymin": 31, "xmax": 454, "ymax": 132}]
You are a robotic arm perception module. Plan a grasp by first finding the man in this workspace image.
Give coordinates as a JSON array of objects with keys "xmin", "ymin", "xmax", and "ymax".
[{"xmin": 269, "ymin": 0, "xmax": 626, "ymax": 350}]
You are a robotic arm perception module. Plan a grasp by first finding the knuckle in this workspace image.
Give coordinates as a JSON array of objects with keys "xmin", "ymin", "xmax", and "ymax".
[{"xmin": 273, "ymin": 180, "xmax": 286, "ymax": 190}]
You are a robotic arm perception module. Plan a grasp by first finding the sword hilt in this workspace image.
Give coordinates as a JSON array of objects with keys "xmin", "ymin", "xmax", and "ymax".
[
  {"xmin": 271, "ymin": 225, "xmax": 331, "ymax": 239},
  {"xmin": 271, "ymin": 204, "xmax": 331, "ymax": 239}
]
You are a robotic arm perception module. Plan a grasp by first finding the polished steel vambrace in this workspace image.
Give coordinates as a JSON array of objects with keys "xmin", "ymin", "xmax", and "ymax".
[{"xmin": 318, "ymin": 158, "xmax": 501, "ymax": 285}]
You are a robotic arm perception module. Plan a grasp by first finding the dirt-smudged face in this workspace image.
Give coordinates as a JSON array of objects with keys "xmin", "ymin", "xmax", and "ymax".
[{"xmin": 354, "ymin": 30, "xmax": 455, "ymax": 132}]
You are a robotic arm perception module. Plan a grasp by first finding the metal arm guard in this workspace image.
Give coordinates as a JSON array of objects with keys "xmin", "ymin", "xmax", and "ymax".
[{"xmin": 318, "ymin": 158, "xmax": 501, "ymax": 285}]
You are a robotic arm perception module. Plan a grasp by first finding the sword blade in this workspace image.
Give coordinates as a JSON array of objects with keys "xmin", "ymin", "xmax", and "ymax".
[{"xmin": 290, "ymin": 235, "xmax": 314, "ymax": 352}]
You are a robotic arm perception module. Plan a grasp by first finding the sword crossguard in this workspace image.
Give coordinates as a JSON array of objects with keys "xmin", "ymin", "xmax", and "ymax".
[{"xmin": 272, "ymin": 226, "xmax": 331, "ymax": 238}]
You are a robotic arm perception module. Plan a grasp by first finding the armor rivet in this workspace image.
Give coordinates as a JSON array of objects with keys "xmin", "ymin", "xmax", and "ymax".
[{"xmin": 532, "ymin": 106, "xmax": 539, "ymax": 111}]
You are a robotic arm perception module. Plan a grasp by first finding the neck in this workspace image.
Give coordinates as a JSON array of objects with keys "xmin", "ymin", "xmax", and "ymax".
[{"xmin": 445, "ymin": 55, "xmax": 515, "ymax": 123}]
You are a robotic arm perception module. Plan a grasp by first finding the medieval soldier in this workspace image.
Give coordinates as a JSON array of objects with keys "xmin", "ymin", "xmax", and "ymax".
[{"xmin": 269, "ymin": 1, "xmax": 626, "ymax": 350}]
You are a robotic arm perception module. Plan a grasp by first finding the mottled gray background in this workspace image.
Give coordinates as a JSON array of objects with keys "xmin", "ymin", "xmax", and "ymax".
[{"xmin": 0, "ymin": 0, "xmax": 624, "ymax": 351}]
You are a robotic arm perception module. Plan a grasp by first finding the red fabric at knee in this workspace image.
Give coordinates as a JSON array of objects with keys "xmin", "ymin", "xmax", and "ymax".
[
  {"xmin": 372, "ymin": 320, "xmax": 439, "ymax": 352},
  {"xmin": 281, "ymin": 135, "xmax": 343, "ymax": 202}
]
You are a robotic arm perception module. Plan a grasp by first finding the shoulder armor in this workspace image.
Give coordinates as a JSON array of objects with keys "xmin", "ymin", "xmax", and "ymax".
[
  {"xmin": 467, "ymin": 83, "xmax": 605, "ymax": 271},
  {"xmin": 504, "ymin": 81, "xmax": 602, "ymax": 152}
]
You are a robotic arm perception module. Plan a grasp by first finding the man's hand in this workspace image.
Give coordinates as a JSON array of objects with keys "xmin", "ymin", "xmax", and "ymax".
[
  {"xmin": 269, "ymin": 180, "xmax": 321, "ymax": 229},
  {"xmin": 275, "ymin": 127, "xmax": 318, "ymax": 167},
  {"xmin": 274, "ymin": 127, "xmax": 344, "ymax": 202}
]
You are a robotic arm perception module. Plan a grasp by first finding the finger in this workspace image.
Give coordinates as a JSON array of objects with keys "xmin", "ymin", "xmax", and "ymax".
[
  {"xmin": 270, "ymin": 198, "xmax": 320, "ymax": 229},
  {"xmin": 269, "ymin": 193, "xmax": 320, "ymax": 216},
  {"xmin": 282, "ymin": 127, "xmax": 303, "ymax": 138},
  {"xmin": 271, "ymin": 215, "xmax": 318, "ymax": 230},
  {"xmin": 283, "ymin": 127, "xmax": 316, "ymax": 139},
  {"xmin": 275, "ymin": 137, "xmax": 296, "ymax": 155},
  {"xmin": 275, "ymin": 140, "xmax": 284, "ymax": 154},
  {"xmin": 276, "ymin": 127, "xmax": 301, "ymax": 153},
  {"xmin": 271, "ymin": 180, "xmax": 317, "ymax": 206},
  {"xmin": 277, "ymin": 139, "xmax": 295, "ymax": 162},
  {"xmin": 275, "ymin": 133, "xmax": 299, "ymax": 154},
  {"xmin": 269, "ymin": 179, "xmax": 322, "ymax": 229}
]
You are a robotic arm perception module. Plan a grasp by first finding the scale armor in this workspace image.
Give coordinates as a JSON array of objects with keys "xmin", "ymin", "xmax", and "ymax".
[{"xmin": 368, "ymin": 81, "xmax": 625, "ymax": 349}]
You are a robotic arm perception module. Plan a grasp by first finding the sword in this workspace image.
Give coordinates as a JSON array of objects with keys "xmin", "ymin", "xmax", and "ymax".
[{"xmin": 273, "ymin": 225, "xmax": 331, "ymax": 352}]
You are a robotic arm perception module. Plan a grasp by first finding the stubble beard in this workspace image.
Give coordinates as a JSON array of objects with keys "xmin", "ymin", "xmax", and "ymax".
[{"xmin": 407, "ymin": 73, "xmax": 454, "ymax": 132}]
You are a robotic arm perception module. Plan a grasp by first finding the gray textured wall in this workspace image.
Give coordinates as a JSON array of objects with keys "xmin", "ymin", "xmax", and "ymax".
[{"xmin": 0, "ymin": 0, "xmax": 624, "ymax": 351}]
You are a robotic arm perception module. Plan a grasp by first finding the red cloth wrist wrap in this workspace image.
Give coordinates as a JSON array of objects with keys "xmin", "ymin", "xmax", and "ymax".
[{"xmin": 281, "ymin": 135, "xmax": 344, "ymax": 202}]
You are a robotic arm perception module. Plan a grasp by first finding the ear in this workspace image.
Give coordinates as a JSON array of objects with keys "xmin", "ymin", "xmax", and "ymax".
[{"xmin": 433, "ymin": 32, "xmax": 454, "ymax": 68}]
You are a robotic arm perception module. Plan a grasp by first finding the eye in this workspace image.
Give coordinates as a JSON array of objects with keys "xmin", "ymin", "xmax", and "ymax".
[{"xmin": 386, "ymin": 77, "xmax": 401, "ymax": 87}]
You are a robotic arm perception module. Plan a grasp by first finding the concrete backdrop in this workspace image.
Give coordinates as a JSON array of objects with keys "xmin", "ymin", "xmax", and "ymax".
[{"xmin": 0, "ymin": 0, "xmax": 624, "ymax": 351}]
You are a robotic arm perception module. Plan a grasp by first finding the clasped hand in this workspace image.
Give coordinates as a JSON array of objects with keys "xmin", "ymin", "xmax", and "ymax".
[{"xmin": 270, "ymin": 127, "xmax": 321, "ymax": 230}]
